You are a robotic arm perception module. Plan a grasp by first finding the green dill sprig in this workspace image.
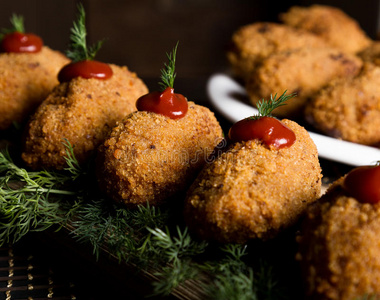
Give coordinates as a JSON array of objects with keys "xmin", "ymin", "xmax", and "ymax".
[
  {"xmin": 149, "ymin": 226, "xmax": 208, "ymax": 263},
  {"xmin": 152, "ymin": 258, "xmax": 200, "ymax": 296},
  {"xmin": 201, "ymin": 244, "xmax": 256, "ymax": 300},
  {"xmin": 149, "ymin": 226, "xmax": 207, "ymax": 296},
  {"xmin": 71, "ymin": 199, "xmax": 170, "ymax": 263},
  {"xmin": 0, "ymin": 14, "xmax": 25, "ymax": 40},
  {"xmin": 209, "ymin": 268, "xmax": 256, "ymax": 300},
  {"xmin": 9, "ymin": 14, "xmax": 24, "ymax": 33},
  {"xmin": 158, "ymin": 41, "xmax": 179, "ymax": 91},
  {"xmin": 65, "ymin": 3, "xmax": 104, "ymax": 62},
  {"xmin": 0, "ymin": 149, "xmax": 82, "ymax": 245},
  {"xmin": 252, "ymin": 91, "xmax": 296, "ymax": 120},
  {"xmin": 62, "ymin": 138, "xmax": 83, "ymax": 180},
  {"xmin": 0, "ymin": 141, "xmax": 289, "ymax": 298}
]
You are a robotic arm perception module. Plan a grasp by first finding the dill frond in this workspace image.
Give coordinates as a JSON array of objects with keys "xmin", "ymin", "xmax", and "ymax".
[
  {"xmin": 151, "ymin": 258, "xmax": 200, "ymax": 297},
  {"xmin": 71, "ymin": 199, "xmax": 170, "ymax": 263},
  {"xmin": 0, "ymin": 150, "xmax": 82, "ymax": 245},
  {"xmin": 201, "ymin": 244, "xmax": 257, "ymax": 300},
  {"xmin": 65, "ymin": 3, "xmax": 104, "ymax": 62},
  {"xmin": 149, "ymin": 226, "xmax": 208, "ymax": 263},
  {"xmin": 149, "ymin": 226, "xmax": 207, "ymax": 296},
  {"xmin": 210, "ymin": 268, "xmax": 256, "ymax": 300},
  {"xmin": 62, "ymin": 138, "xmax": 83, "ymax": 180},
  {"xmin": 0, "ymin": 142, "xmax": 291, "ymax": 299},
  {"xmin": 158, "ymin": 41, "xmax": 179, "ymax": 91},
  {"xmin": 9, "ymin": 14, "xmax": 24, "ymax": 33},
  {"xmin": 253, "ymin": 91, "xmax": 296, "ymax": 119},
  {"xmin": 0, "ymin": 14, "xmax": 25, "ymax": 40}
]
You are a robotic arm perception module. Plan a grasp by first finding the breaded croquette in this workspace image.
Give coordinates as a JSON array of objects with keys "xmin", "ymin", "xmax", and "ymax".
[
  {"xmin": 0, "ymin": 47, "xmax": 69, "ymax": 130},
  {"xmin": 22, "ymin": 64, "xmax": 148, "ymax": 170},
  {"xmin": 280, "ymin": 5, "xmax": 371, "ymax": 54},
  {"xmin": 96, "ymin": 103, "xmax": 223, "ymax": 207},
  {"xmin": 358, "ymin": 41, "xmax": 380, "ymax": 66},
  {"xmin": 305, "ymin": 63, "xmax": 380, "ymax": 145},
  {"xmin": 297, "ymin": 177, "xmax": 380, "ymax": 299},
  {"xmin": 227, "ymin": 22, "xmax": 328, "ymax": 80},
  {"xmin": 184, "ymin": 119, "xmax": 322, "ymax": 244},
  {"xmin": 245, "ymin": 47, "xmax": 363, "ymax": 118}
]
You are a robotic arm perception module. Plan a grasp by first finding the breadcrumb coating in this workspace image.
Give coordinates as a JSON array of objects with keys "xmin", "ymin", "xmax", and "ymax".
[
  {"xmin": 184, "ymin": 119, "xmax": 322, "ymax": 244},
  {"xmin": 22, "ymin": 64, "xmax": 148, "ymax": 170},
  {"xmin": 305, "ymin": 63, "xmax": 380, "ymax": 145},
  {"xmin": 358, "ymin": 41, "xmax": 380, "ymax": 66},
  {"xmin": 297, "ymin": 177, "xmax": 380, "ymax": 299},
  {"xmin": 280, "ymin": 5, "xmax": 371, "ymax": 54},
  {"xmin": 0, "ymin": 46, "xmax": 69, "ymax": 130},
  {"xmin": 96, "ymin": 102, "xmax": 223, "ymax": 207},
  {"xmin": 245, "ymin": 47, "xmax": 363, "ymax": 118},
  {"xmin": 227, "ymin": 22, "xmax": 328, "ymax": 80}
]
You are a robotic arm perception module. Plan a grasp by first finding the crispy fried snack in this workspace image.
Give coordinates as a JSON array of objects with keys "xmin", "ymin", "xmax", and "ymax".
[
  {"xmin": 227, "ymin": 22, "xmax": 328, "ymax": 80},
  {"xmin": 358, "ymin": 41, "xmax": 380, "ymax": 66},
  {"xmin": 280, "ymin": 4, "xmax": 371, "ymax": 54},
  {"xmin": 305, "ymin": 63, "xmax": 380, "ymax": 145},
  {"xmin": 22, "ymin": 64, "xmax": 147, "ymax": 170},
  {"xmin": 297, "ymin": 177, "xmax": 380, "ymax": 299},
  {"xmin": 245, "ymin": 47, "xmax": 363, "ymax": 118},
  {"xmin": 0, "ymin": 47, "xmax": 69, "ymax": 130},
  {"xmin": 96, "ymin": 103, "xmax": 223, "ymax": 207},
  {"xmin": 184, "ymin": 119, "xmax": 322, "ymax": 244}
]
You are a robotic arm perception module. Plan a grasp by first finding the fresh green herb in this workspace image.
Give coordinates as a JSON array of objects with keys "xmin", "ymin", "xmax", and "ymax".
[
  {"xmin": 149, "ymin": 226, "xmax": 208, "ymax": 263},
  {"xmin": 65, "ymin": 3, "xmax": 104, "ymax": 62},
  {"xmin": 62, "ymin": 138, "xmax": 83, "ymax": 180},
  {"xmin": 158, "ymin": 41, "xmax": 179, "ymax": 91},
  {"xmin": 209, "ymin": 267, "xmax": 256, "ymax": 300},
  {"xmin": 0, "ymin": 148, "xmax": 82, "ymax": 246},
  {"xmin": 252, "ymin": 91, "xmax": 295, "ymax": 120},
  {"xmin": 9, "ymin": 14, "xmax": 24, "ymax": 33},
  {"xmin": 71, "ymin": 199, "xmax": 169, "ymax": 263},
  {"xmin": 0, "ymin": 142, "xmax": 290, "ymax": 299},
  {"xmin": 0, "ymin": 14, "xmax": 25, "ymax": 40},
  {"xmin": 149, "ymin": 226, "xmax": 207, "ymax": 296},
  {"xmin": 152, "ymin": 258, "xmax": 200, "ymax": 296}
]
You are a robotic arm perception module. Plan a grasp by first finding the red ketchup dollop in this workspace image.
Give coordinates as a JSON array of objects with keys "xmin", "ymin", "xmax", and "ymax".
[
  {"xmin": 228, "ymin": 116, "xmax": 296, "ymax": 149},
  {"xmin": 136, "ymin": 87, "xmax": 188, "ymax": 119},
  {"xmin": 58, "ymin": 60, "xmax": 113, "ymax": 83},
  {"xmin": 1, "ymin": 31, "xmax": 43, "ymax": 53},
  {"xmin": 343, "ymin": 164, "xmax": 380, "ymax": 204}
]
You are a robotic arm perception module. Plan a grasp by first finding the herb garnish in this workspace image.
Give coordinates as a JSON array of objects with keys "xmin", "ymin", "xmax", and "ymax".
[
  {"xmin": 253, "ymin": 91, "xmax": 295, "ymax": 120},
  {"xmin": 0, "ymin": 14, "xmax": 24, "ymax": 40},
  {"xmin": 0, "ymin": 141, "xmax": 289, "ymax": 299},
  {"xmin": 158, "ymin": 41, "xmax": 178, "ymax": 91},
  {"xmin": 0, "ymin": 147, "xmax": 81, "ymax": 245},
  {"xmin": 65, "ymin": 3, "xmax": 104, "ymax": 62}
]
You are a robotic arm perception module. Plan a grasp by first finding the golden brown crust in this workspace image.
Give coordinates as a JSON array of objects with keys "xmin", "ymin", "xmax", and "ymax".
[
  {"xmin": 280, "ymin": 5, "xmax": 371, "ymax": 54},
  {"xmin": 96, "ymin": 102, "xmax": 223, "ymax": 207},
  {"xmin": 358, "ymin": 41, "xmax": 380, "ymax": 66},
  {"xmin": 184, "ymin": 119, "xmax": 322, "ymax": 244},
  {"xmin": 297, "ymin": 178, "xmax": 380, "ymax": 299},
  {"xmin": 227, "ymin": 22, "xmax": 328, "ymax": 80},
  {"xmin": 22, "ymin": 64, "xmax": 148, "ymax": 170},
  {"xmin": 245, "ymin": 47, "xmax": 363, "ymax": 118},
  {"xmin": 0, "ymin": 46, "xmax": 69, "ymax": 130},
  {"xmin": 305, "ymin": 63, "xmax": 380, "ymax": 145}
]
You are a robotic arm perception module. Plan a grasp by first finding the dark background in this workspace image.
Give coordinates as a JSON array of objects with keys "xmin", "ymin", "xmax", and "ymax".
[{"xmin": 0, "ymin": 1, "xmax": 379, "ymax": 299}]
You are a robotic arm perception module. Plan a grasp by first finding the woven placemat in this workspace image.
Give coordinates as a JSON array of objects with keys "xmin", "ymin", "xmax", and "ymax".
[{"xmin": 0, "ymin": 243, "xmax": 77, "ymax": 300}]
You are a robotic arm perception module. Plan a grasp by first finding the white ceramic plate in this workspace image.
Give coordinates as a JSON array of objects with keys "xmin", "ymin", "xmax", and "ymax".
[{"xmin": 207, "ymin": 73, "xmax": 380, "ymax": 167}]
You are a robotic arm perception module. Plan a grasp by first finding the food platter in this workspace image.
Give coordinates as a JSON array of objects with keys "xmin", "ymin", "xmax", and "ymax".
[{"xmin": 207, "ymin": 73, "xmax": 380, "ymax": 167}]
